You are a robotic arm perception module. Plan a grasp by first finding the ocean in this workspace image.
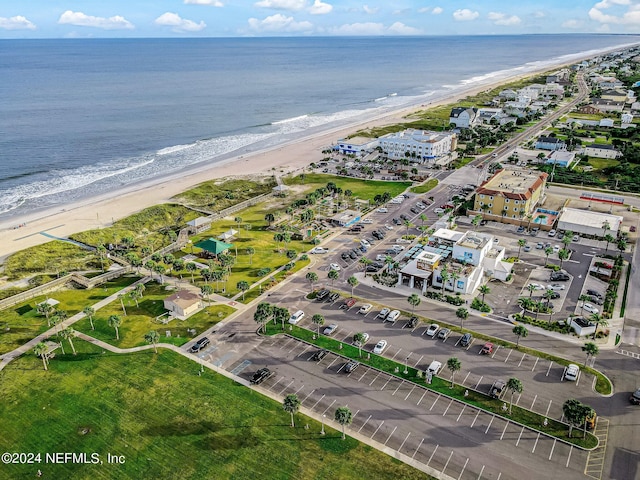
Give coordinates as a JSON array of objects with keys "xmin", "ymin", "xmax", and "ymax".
[{"xmin": 1, "ymin": 34, "xmax": 638, "ymax": 219}]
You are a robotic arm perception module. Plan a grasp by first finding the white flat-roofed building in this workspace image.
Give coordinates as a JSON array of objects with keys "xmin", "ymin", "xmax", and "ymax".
[
  {"xmin": 546, "ymin": 151, "xmax": 577, "ymax": 168},
  {"xmin": 379, "ymin": 129, "xmax": 457, "ymax": 165},
  {"xmin": 334, "ymin": 136, "xmax": 379, "ymax": 155},
  {"xmin": 557, "ymin": 208, "xmax": 623, "ymax": 237},
  {"xmin": 432, "ymin": 228, "xmax": 465, "ymax": 245},
  {"xmin": 452, "ymin": 231, "xmax": 493, "ymax": 267}
]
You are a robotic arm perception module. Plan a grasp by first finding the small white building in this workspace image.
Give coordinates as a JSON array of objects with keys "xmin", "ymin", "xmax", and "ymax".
[
  {"xmin": 334, "ymin": 136, "xmax": 379, "ymax": 155},
  {"xmin": 621, "ymin": 113, "xmax": 634, "ymax": 124},
  {"xmin": 546, "ymin": 151, "xmax": 577, "ymax": 168},
  {"xmin": 187, "ymin": 217, "xmax": 212, "ymax": 235},
  {"xmin": 583, "ymin": 143, "xmax": 621, "ymax": 159},
  {"xmin": 378, "ymin": 129, "xmax": 457, "ymax": 165},
  {"xmin": 449, "ymin": 107, "xmax": 478, "ymax": 128},
  {"xmin": 164, "ymin": 290, "xmax": 203, "ymax": 320},
  {"xmin": 557, "ymin": 208, "xmax": 623, "ymax": 237}
]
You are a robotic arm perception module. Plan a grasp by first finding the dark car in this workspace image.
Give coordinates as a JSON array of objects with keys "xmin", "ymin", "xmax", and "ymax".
[
  {"xmin": 400, "ymin": 214, "xmax": 409, "ymax": 221},
  {"xmin": 349, "ymin": 251, "xmax": 358, "ymax": 259},
  {"xmin": 410, "ymin": 207, "xmax": 420, "ymax": 214},
  {"xmin": 550, "ymin": 272, "xmax": 570, "ymax": 281},
  {"xmin": 490, "ymin": 379, "xmax": 506, "ymax": 399},
  {"xmin": 587, "ymin": 295, "xmax": 604, "ymax": 305},
  {"xmin": 250, "ymin": 367, "xmax": 272, "ymax": 385},
  {"xmin": 310, "ymin": 349, "xmax": 328, "ymax": 362},
  {"xmin": 517, "ymin": 226, "xmax": 525, "ymax": 234},
  {"xmin": 392, "ymin": 217, "xmax": 401, "ymax": 225},
  {"xmin": 479, "ymin": 220, "xmax": 488, "ymax": 226},
  {"xmin": 372, "ymin": 231, "xmax": 383, "ymax": 240},
  {"xmin": 546, "ymin": 291, "xmax": 560, "ymax": 299},
  {"xmin": 385, "ymin": 249, "xmax": 397, "ymax": 255},
  {"xmin": 359, "ymin": 245, "xmax": 367, "ymax": 253},
  {"xmin": 316, "ymin": 289, "xmax": 330, "ymax": 301},
  {"xmin": 351, "ymin": 248, "xmax": 362, "ymax": 257},
  {"xmin": 460, "ymin": 333, "xmax": 473, "ymax": 347},
  {"xmin": 365, "ymin": 266, "xmax": 379, "ymax": 273},
  {"xmin": 328, "ymin": 292, "xmax": 340, "ymax": 302},
  {"xmin": 375, "ymin": 229, "xmax": 386, "ymax": 237},
  {"xmin": 341, "ymin": 252, "xmax": 350, "ymax": 261},
  {"xmin": 407, "ymin": 316, "xmax": 419, "ymax": 328},
  {"xmin": 372, "ymin": 262, "xmax": 384, "ymax": 269},
  {"xmin": 189, "ymin": 337, "xmax": 210, "ymax": 353},
  {"xmin": 630, "ymin": 388, "xmax": 640, "ymax": 405},
  {"xmin": 344, "ymin": 361, "xmax": 359, "ymax": 373},
  {"xmin": 587, "ymin": 289, "xmax": 603, "ymax": 298}
]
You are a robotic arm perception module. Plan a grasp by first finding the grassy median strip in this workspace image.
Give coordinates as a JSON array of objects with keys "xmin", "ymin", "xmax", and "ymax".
[{"xmin": 265, "ymin": 323, "xmax": 598, "ymax": 449}]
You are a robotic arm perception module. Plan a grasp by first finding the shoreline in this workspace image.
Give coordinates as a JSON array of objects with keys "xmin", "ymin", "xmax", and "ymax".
[{"xmin": 0, "ymin": 43, "xmax": 635, "ymax": 261}]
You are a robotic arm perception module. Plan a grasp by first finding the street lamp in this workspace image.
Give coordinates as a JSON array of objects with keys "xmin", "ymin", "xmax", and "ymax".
[
  {"xmin": 404, "ymin": 356, "xmax": 409, "ymax": 375},
  {"xmin": 321, "ymin": 414, "xmax": 326, "ymax": 435}
]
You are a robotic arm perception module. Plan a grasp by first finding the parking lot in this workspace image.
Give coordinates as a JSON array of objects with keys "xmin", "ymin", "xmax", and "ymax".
[{"xmin": 223, "ymin": 334, "xmax": 592, "ymax": 480}]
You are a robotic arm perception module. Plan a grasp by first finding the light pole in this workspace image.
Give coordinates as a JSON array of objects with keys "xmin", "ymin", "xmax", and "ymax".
[
  {"xmin": 404, "ymin": 356, "xmax": 409, "ymax": 375},
  {"xmin": 321, "ymin": 414, "xmax": 326, "ymax": 435}
]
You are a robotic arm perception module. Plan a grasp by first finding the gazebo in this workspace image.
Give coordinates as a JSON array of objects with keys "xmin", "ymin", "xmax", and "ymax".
[
  {"xmin": 219, "ymin": 229, "xmax": 238, "ymax": 241},
  {"xmin": 194, "ymin": 238, "xmax": 233, "ymax": 257}
]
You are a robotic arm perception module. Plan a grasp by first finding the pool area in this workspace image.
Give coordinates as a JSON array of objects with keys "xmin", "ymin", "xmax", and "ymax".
[{"xmin": 532, "ymin": 208, "xmax": 559, "ymax": 226}]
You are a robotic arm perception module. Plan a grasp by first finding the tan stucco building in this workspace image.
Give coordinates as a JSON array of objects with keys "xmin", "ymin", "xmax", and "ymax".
[{"xmin": 164, "ymin": 290, "xmax": 202, "ymax": 320}]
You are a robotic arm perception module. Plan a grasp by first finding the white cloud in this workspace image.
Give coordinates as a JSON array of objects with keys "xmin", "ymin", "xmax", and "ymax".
[
  {"xmin": 532, "ymin": 11, "xmax": 546, "ymax": 18},
  {"xmin": 363, "ymin": 5, "xmax": 379, "ymax": 14},
  {"xmin": 589, "ymin": 0, "xmax": 640, "ymax": 25},
  {"xmin": 184, "ymin": 0, "xmax": 224, "ymax": 6},
  {"xmin": 561, "ymin": 19, "xmax": 583, "ymax": 28},
  {"xmin": 58, "ymin": 11, "xmax": 134, "ymax": 30},
  {"xmin": 432, "ymin": 7, "xmax": 443, "ymax": 15},
  {"xmin": 488, "ymin": 12, "xmax": 521, "ymax": 26},
  {"xmin": 247, "ymin": 14, "xmax": 313, "ymax": 32},
  {"xmin": 453, "ymin": 9, "xmax": 479, "ymax": 21},
  {"xmin": 388, "ymin": 22, "xmax": 422, "ymax": 35},
  {"xmin": 0, "ymin": 15, "xmax": 36, "ymax": 30},
  {"xmin": 155, "ymin": 12, "xmax": 206, "ymax": 32},
  {"xmin": 329, "ymin": 22, "xmax": 386, "ymax": 35},
  {"xmin": 309, "ymin": 0, "xmax": 332, "ymax": 15},
  {"xmin": 254, "ymin": 0, "xmax": 307, "ymax": 10}
]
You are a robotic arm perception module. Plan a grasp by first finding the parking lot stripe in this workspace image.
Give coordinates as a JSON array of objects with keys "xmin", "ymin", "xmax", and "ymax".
[
  {"xmin": 380, "ymin": 377, "xmax": 392, "ymax": 391},
  {"xmin": 485, "ymin": 415, "xmax": 495, "ymax": 434},
  {"xmin": 470, "ymin": 410, "xmax": 480, "ymax": 428},
  {"xmin": 430, "ymin": 395, "xmax": 439, "ymax": 411},
  {"xmin": 477, "ymin": 465, "xmax": 485, "ymax": 480},
  {"xmin": 474, "ymin": 376, "xmax": 483, "ymax": 389},
  {"xmin": 390, "ymin": 348, "xmax": 402, "ymax": 360},
  {"xmin": 404, "ymin": 385, "xmax": 416, "ymax": 401},
  {"xmin": 281, "ymin": 337, "xmax": 296, "ymax": 350},
  {"xmin": 268, "ymin": 377, "xmax": 283, "ymax": 391},
  {"xmin": 279, "ymin": 379, "xmax": 295, "ymax": 395},
  {"xmin": 462, "ymin": 372, "xmax": 470, "ymax": 385},
  {"xmin": 500, "ymin": 421, "xmax": 509, "ymax": 440},
  {"xmin": 417, "ymin": 390, "xmax": 427, "ymax": 406},
  {"xmin": 530, "ymin": 394, "xmax": 537, "ymax": 410},
  {"xmin": 443, "ymin": 398, "xmax": 454, "ymax": 416},
  {"xmin": 392, "ymin": 380, "xmax": 404, "ymax": 396},
  {"xmin": 371, "ymin": 420, "xmax": 385, "ymax": 438},
  {"xmin": 399, "ymin": 432, "xmax": 411, "ymax": 452},
  {"xmin": 504, "ymin": 349, "xmax": 512, "ymax": 363},
  {"xmin": 443, "ymin": 450, "xmax": 454, "ymax": 473},
  {"xmin": 456, "ymin": 405, "xmax": 466, "ymax": 422},
  {"xmin": 566, "ymin": 446, "xmax": 573, "ymax": 468},
  {"xmin": 518, "ymin": 352, "xmax": 527, "ymax": 367},
  {"xmin": 515, "ymin": 426, "xmax": 525, "ymax": 446},
  {"xmin": 326, "ymin": 357, "xmax": 339, "ymax": 369},
  {"xmin": 546, "ymin": 360, "xmax": 553, "ymax": 376},
  {"xmin": 369, "ymin": 371, "xmax": 382, "ymax": 386},
  {"xmin": 358, "ymin": 370, "xmax": 368, "ymax": 382},
  {"xmin": 384, "ymin": 426, "xmax": 397, "ymax": 445},
  {"xmin": 515, "ymin": 393, "xmax": 522, "ymax": 406},
  {"xmin": 532, "ymin": 432, "xmax": 540, "ymax": 453},
  {"xmin": 357, "ymin": 415, "xmax": 372, "ymax": 433},
  {"xmin": 297, "ymin": 345, "xmax": 312, "ymax": 357},
  {"xmin": 548, "ymin": 438, "xmax": 556, "ymax": 460},
  {"xmin": 427, "ymin": 444, "xmax": 439, "ymax": 466},
  {"xmin": 413, "ymin": 355, "xmax": 424, "ymax": 367},
  {"xmin": 411, "ymin": 438, "xmax": 425, "ymax": 459},
  {"xmin": 311, "ymin": 394, "xmax": 325, "ymax": 410},
  {"xmin": 531, "ymin": 357, "xmax": 539, "ymax": 371},
  {"xmin": 294, "ymin": 384, "xmax": 305, "ymax": 395},
  {"xmin": 322, "ymin": 399, "xmax": 336, "ymax": 416},
  {"xmin": 492, "ymin": 345, "xmax": 500, "ymax": 358},
  {"xmin": 545, "ymin": 400, "xmax": 553, "ymax": 417},
  {"xmin": 458, "ymin": 458, "xmax": 469, "ymax": 480}
]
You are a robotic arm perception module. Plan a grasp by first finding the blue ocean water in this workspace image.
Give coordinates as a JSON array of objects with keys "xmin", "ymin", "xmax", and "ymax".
[{"xmin": 0, "ymin": 35, "xmax": 638, "ymax": 218}]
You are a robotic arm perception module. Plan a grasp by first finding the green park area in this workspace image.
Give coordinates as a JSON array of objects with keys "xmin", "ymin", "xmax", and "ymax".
[{"xmin": 0, "ymin": 340, "xmax": 429, "ymax": 480}]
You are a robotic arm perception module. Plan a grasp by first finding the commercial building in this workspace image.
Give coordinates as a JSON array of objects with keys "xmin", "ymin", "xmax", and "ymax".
[
  {"xmin": 334, "ymin": 136, "xmax": 379, "ymax": 155},
  {"xmin": 583, "ymin": 143, "xmax": 621, "ymax": 159},
  {"xmin": 557, "ymin": 208, "xmax": 623, "ymax": 237},
  {"xmin": 535, "ymin": 136, "xmax": 566, "ymax": 151},
  {"xmin": 546, "ymin": 151, "xmax": 577, "ymax": 168},
  {"xmin": 378, "ymin": 129, "xmax": 457, "ymax": 165},
  {"xmin": 472, "ymin": 169, "xmax": 548, "ymax": 223}
]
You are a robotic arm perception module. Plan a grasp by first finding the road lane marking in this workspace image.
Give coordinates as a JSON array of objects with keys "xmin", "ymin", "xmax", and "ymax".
[
  {"xmin": 384, "ymin": 426, "xmax": 397, "ymax": 445},
  {"xmin": 485, "ymin": 415, "xmax": 495, "ymax": 434},
  {"xmin": 443, "ymin": 451, "xmax": 454, "ymax": 473},
  {"xmin": 358, "ymin": 370, "xmax": 368, "ymax": 382},
  {"xmin": 279, "ymin": 379, "xmax": 295, "ymax": 395},
  {"xmin": 371, "ymin": 420, "xmax": 385, "ymax": 438},
  {"xmin": 515, "ymin": 426, "xmax": 524, "ymax": 446},
  {"xmin": 430, "ymin": 395, "xmax": 439, "ymax": 410},
  {"xmin": 545, "ymin": 400, "xmax": 553, "ymax": 417},
  {"xmin": 462, "ymin": 372, "xmax": 470, "ymax": 385},
  {"xmin": 311, "ymin": 394, "xmax": 325, "ymax": 410},
  {"xmin": 380, "ymin": 377, "xmax": 392, "ymax": 390},
  {"xmin": 532, "ymin": 357, "xmax": 539, "ymax": 371},
  {"xmin": 358, "ymin": 415, "xmax": 372, "ymax": 433},
  {"xmin": 546, "ymin": 361, "xmax": 553, "ymax": 376},
  {"xmin": 474, "ymin": 376, "xmax": 483, "ymax": 389},
  {"xmin": 268, "ymin": 377, "xmax": 283, "ymax": 391},
  {"xmin": 369, "ymin": 371, "xmax": 382, "ymax": 386},
  {"xmin": 477, "ymin": 465, "xmax": 485, "ymax": 480},
  {"xmin": 417, "ymin": 391, "xmax": 427, "ymax": 406},
  {"xmin": 492, "ymin": 345, "xmax": 500, "ymax": 358},
  {"xmin": 326, "ymin": 357, "xmax": 339, "ymax": 369},
  {"xmin": 392, "ymin": 380, "xmax": 404, "ymax": 396},
  {"xmin": 301, "ymin": 389, "xmax": 315, "ymax": 403},
  {"xmin": 427, "ymin": 444, "xmax": 439, "ymax": 466},
  {"xmin": 470, "ymin": 410, "xmax": 480, "ymax": 428},
  {"xmin": 399, "ymin": 432, "xmax": 411, "ymax": 452},
  {"xmin": 322, "ymin": 399, "xmax": 336, "ymax": 415},
  {"xmin": 504, "ymin": 349, "xmax": 512, "ymax": 363},
  {"xmin": 413, "ymin": 355, "xmax": 424, "ymax": 367},
  {"xmin": 412, "ymin": 438, "xmax": 425, "ymax": 459},
  {"xmin": 566, "ymin": 446, "xmax": 573, "ymax": 468},
  {"xmin": 443, "ymin": 398, "xmax": 454, "ymax": 416},
  {"xmin": 297, "ymin": 345, "xmax": 312, "ymax": 357},
  {"xmin": 391, "ymin": 348, "xmax": 402, "ymax": 360},
  {"xmin": 530, "ymin": 394, "xmax": 537, "ymax": 410}
]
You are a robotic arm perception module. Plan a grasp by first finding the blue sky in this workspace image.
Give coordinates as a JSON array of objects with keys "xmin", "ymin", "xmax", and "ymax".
[{"xmin": 1, "ymin": 0, "xmax": 639, "ymax": 38}]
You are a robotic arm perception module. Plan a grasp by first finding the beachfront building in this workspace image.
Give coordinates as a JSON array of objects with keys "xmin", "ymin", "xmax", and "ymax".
[
  {"xmin": 378, "ymin": 129, "xmax": 457, "ymax": 165},
  {"xmin": 164, "ymin": 290, "xmax": 203, "ymax": 320},
  {"xmin": 557, "ymin": 208, "xmax": 623, "ymax": 237},
  {"xmin": 329, "ymin": 209, "xmax": 361, "ymax": 227},
  {"xmin": 471, "ymin": 169, "xmax": 548, "ymax": 223},
  {"xmin": 546, "ymin": 151, "xmax": 577, "ymax": 168},
  {"xmin": 535, "ymin": 136, "xmax": 566, "ymax": 151},
  {"xmin": 449, "ymin": 107, "xmax": 478, "ymax": 128},
  {"xmin": 583, "ymin": 143, "xmax": 621, "ymax": 159},
  {"xmin": 333, "ymin": 136, "xmax": 379, "ymax": 155}
]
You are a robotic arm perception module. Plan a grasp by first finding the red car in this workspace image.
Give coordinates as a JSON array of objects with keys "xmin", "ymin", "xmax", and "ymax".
[
  {"xmin": 480, "ymin": 342, "xmax": 494, "ymax": 355},
  {"xmin": 340, "ymin": 298, "xmax": 356, "ymax": 310}
]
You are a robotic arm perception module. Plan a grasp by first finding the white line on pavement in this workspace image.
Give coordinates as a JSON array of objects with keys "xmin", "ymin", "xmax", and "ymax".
[
  {"xmin": 380, "ymin": 377, "xmax": 392, "ymax": 391},
  {"xmin": 412, "ymin": 438, "xmax": 425, "ymax": 460},
  {"xmin": 399, "ymin": 432, "xmax": 411, "ymax": 452},
  {"xmin": 500, "ymin": 421, "xmax": 509, "ymax": 440},
  {"xmin": 311, "ymin": 394, "xmax": 325, "ymax": 410},
  {"xmin": 358, "ymin": 415, "xmax": 372, "ymax": 433},
  {"xmin": 458, "ymin": 458, "xmax": 469, "ymax": 480},
  {"xmin": 457, "ymin": 405, "xmax": 466, "ymax": 422},
  {"xmin": 518, "ymin": 352, "xmax": 526, "ymax": 367},
  {"xmin": 427, "ymin": 444, "xmax": 439, "ymax": 466},
  {"xmin": 443, "ymin": 399, "xmax": 454, "ymax": 416},
  {"xmin": 515, "ymin": 426, "xmax": 524, "ymax": 446},
  {"xmin": 548, "ymin": 439, "xmax": 556, "ymax": 460},
  {"xmin": 322, "ymin": 399, "xmax": 336, "ymax": 416},
  {"xmin": 301, "ymin": 389, "xmax": 316, "ymax": 403},
  {"xmin": 371, "ymin": 420, "xmax": 385, "ymax": 439},
  {"xmin": 530, "ymin": 394, "xmax": 538, "ymax": 410},
  {"xmin": 532, "ymin": 433, "xmax": 540, "ymax": 453},
  {"xmin": 443, "ymin": 451, "xmax": 454, "ymax": 473},
  {"xmin": 384, "ymin": 426, "xmax": 397, "ymax": 445},
  {"xmin": 470, "ymin": 410, "xmax": 480, "ymax": 428},
  {"xmin": 404, "ymin": 385, "xmax": 416, "ymax": 401},
  {"xmin": 485, "ymin": 415, "xmax": 495, "ymax": 434},
  {"xmin": 566, "ymin": 446, "xmax": 573, "ymax": 468}
]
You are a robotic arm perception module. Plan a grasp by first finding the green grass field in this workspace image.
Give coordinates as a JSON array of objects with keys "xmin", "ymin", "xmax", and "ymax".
[
  {"xmin": 0, "ymin": 276, "xmax": 140, "ymax": 355},
  {"xmin": 587, "ymin": 157, "xmax": 620, "ymax": 170},
  {"xmin": 410, "ymin": 178, "xmax": 439, "ymax": 194},
  {"xmin": 172, "ymin": 178, "xmax": 275, "ymax": 210},
  {"xmin": 0, "ymin": 340, "xmax": 429, "ymax": 480},
  {"xmin": 285, "ymin": 173, "xmax": 411, "ymax": 200}
]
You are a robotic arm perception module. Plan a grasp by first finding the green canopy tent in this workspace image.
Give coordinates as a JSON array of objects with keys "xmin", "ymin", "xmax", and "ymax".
[{"xmin": 194, "ymin": 238, "xmax": 233, "ymax": 258}]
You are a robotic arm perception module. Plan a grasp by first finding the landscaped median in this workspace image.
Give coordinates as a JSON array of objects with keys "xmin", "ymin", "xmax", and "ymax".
[{"xmin": 263, "ymin": 322, "xmax": 599, "ymax": 450}]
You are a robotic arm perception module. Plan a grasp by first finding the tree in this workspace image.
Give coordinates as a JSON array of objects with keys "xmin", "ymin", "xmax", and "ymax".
[
  {"xmin": 353, "ymin": 332, "xmax": 366, "ymax": 357},
  {"xmin": 403, "ymin": 218, "xmax": 413, "ymax": 236},
  {"xmin": 254, "ymin": 302, "xmax": 272, "ymax": 333},
  {"xmin": 236, "ymin": 280, "xmax": 250, "ymax": 300},
  {"xmin": 201, "ymin": 284, "xmax": 214, "ymax": 304},
  {"xmin": 516, "ymin": 239, "xmax": 527, "ymax": 259},
  {"xmin": 456, "ymin": 307, "xmax": 468, "ymax": 328},
  {"xmin": 265, "ymin": 213, "xmax": 275, "ymax": 226},
  {"xmin": 446, "ymin": 357, "xmax": 461, "ymax": 388},
  {"xmin": 617, "ymin": 238, "xmax": 628, "ymax": 254},
  {"xmin": 440, "ymin": 268, "xmax": 450, "ymax": 294},
  {"xmin": 359, "ymin": 257, "xmax": 373, "ymax": 275},
  {"xmin": 118, "ymin": 293, "xmax": 127, "ymax": 316},
  {"xmin": 407, "ymin": 293, "xmax": 421, "ymax": 315},
  {"xmin": 154, "ymin": 263, "xmax": 166, "ymax": 284},
  {"xmin": 472, "ymin": 214, "xmax": 482, "ymax": 231},
  {"xmin": 312, "ymin": 314, "xmax": 325, "ymax": 335},
  {"xmin": 601, "ymin": 220, "xmax": 611, "ymax": 239},
  {"xmin": 334, "ymin": 406, "xmax": 353, "ymax": 440},
  {"xmin": 590, "ymin": 313, "xmax": 608, "ymax": 340},
  {"xmin": 603, "ymin": 233, "xmax": 615, "ymax": 252},
  {"xmin": 108, "ymin": 314, "xmax": 122, "ymax": 340},
  {"xmin": 186, "ymin": 262, "xmax": 197, "ymax": 282},
  {"xmin": 283, "ymin": 394, "xmax": 301, "ymax": 428},
  {"xmin": 506, "ymin": 378, "xmax": 523, "ymax": 414},
  {"xmin": 347, "ymin": 276, "xmax": 359, "ymax": 297},
  {"xmin": 33, "ymin": 342, "xmax": 49, "ymax": 371},
  {"xmin": 58, "ymin": 327, "xmax": 77, "ymax": 355},
  {"xmin": 306, "ymin": 271, "xmax": 318, "ymax": 291},
  {"xmin": 145, "ymin": 330, "xmax": 160, "ymax": 354},
  {"xmin": 479, "ymin": 284, "xmax": 491, "ymax": 303},
  {"xmin": 544, "ymin": 246, "xmax": 553, "ymax": 265},
  {"xmin": 558, "ymin": 248, "xmax": 569, "ymax": 269},
  {"xmin": 83, "ymin": 306, "xmax": 95, "ymax": 331},
  {"xmin": 512, "ymin": 325, "xmax": 528, "ymax": 347},
  {"xmin": 37, "ymin": 301, "xmax": 54, "ymax": 326},
  {"xmin": 328, "ymin": 269, "xmax": 339, "ymax": 288},
  {"xmin": 526, "ymin": 283, "xmax": 536, "ymax": 298},
  {"xmin": 563, "ymin": 399, "xmax": 584, "ymax": 438},
  {"xmin": 582, "ymin": 342, "xmax": 599, "ymax": 367},
  {"xmin": 246, "ymin": 247, "xmax": 255, "ymax": 265},
  {"xmin": 96, "ymin": 244, "xmax": 107, "ymax": 271},
  {"xmin": 272, "ymin": 306, "xmax": 289, "ymax": 330}
]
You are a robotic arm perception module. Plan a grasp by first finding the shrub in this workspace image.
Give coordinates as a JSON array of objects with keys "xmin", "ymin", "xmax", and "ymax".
[
  {"xmin": 445, "ymin": 295, "xmax": 464, "ymax": 306},
  {"xmin": 471, "ymin": 297, "xmax": 491, "ymax": 312}
]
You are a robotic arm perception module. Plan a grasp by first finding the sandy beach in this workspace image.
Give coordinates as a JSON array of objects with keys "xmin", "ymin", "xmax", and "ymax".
[{"xmin": 0, "ymin": 45, "xmax": 630, "ymax": 262}]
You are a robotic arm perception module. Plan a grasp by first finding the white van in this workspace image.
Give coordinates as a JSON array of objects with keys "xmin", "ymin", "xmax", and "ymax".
[
  {"xmin": 385, "ymin": 310, "xmax": 401, "ymax": 323},
  {"xmin": 427, "ymin": 360, "xmax": 442, "ymax": 375},
  {"xmin": 288, "ymin": 310, "xmax": 305, "ymax": 325}
]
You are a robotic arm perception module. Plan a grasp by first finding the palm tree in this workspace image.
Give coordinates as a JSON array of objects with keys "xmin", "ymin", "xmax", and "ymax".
[
  {"xmin": 283, "ymin": 394, "xmax": 301, "ymax": 428},
  {"xmin": 353, "ymin": 332, "xmax": 366, "ymax": 357},
  {"xmin": 419, "ymin": 213, "xmax": 428, "ymax": 230},
  {"xmin": 59, "ymin": 327, "xmax": 77, "ymax": 355},
  {"xmin": 518, "ymin": 297, "xmax": 533, "ymax": 313},
  {"xmin": 83, "ymin": 306, "xmax": 95, "ymax": 330},
  {"xmin": 472, "ymin": 214, "xmax": 482, "ymax": 231},
  {"xmin": 601, "ymin": 220, "xmax": 611, "ymax": 239},
  {"xmin": 407, "ymin": 293, "xmax": 421, "ymax": 315},
  {"xmin": 440, "ymin": 268, "xmax": 450, "ymax": 294},
  {"xmin": 328, "ymin": 269, "xmax": 339, "ymax": 289},
  {"xmin": 254, "ymin": 302, "xmax": 272, "ymax": 332},
  {"xmin": 265, "ymin": 213, "xmax": 275, "ymax": 226},
  {"xmin": 603, "ymin": 233, "xmax": 615, "ymax": 252},
  {"xmin": 479, "ymin": 284, "xmax": 491, "ymax": 303},
  {"xmin": 246, "ymin": 247, "xmax": 255, "ymax": 265},
  {"xmin": 561, "ymin": 231, "xmax": 573, "ymax": 248},
  {"xmin": 359, "ymin": 257, "xmax": 373, "ymax": 276},
  {"xmin": 384, "ymin": 255, "xmax": 395, "ymax": 273},
  {"xmin": 200, "ymin": 285, "xmax": 214, "ymax": 304},
  {"xmin": 118, "ymin": 293, "xmax": 127, "ymax": 316},
  {"xmin": 516, "ymin": 239, "xmax": 527, "ymax": 259},
  {"xmin": 544, "ymin": 246, "xmax": 553, "ymax": 265},
  {"xmin": 446, "ymin": 357, "xmax": 461, "ymax": 388},
  {"xmin": 306, "ymin": 272, "xmax": 318, "ymax": 291},
  {"xmin": 145, "ymin": 330, "xmax": 160, "ymax": 354},
  {"xmin": 33, "ymin": 342, "xmax": 49, "ymax": 371},
  {"xmin": 347, "ymin": 276, "xmax": 359, "ymax": 297},
  {"xmin": 512, "ymin": 325, "xmax": 528, "ymax": 347},
  {"xmin": 506, "ymin": 378, "xmax": 523, "ymax": 414},
  {"xmin": 271, "ymin": 306, "xmax": 289, "ymax": 330},
  {"xmin": 403, "ymin": 219, "xmax": 413, "ymax": 236},
  {"xmin": 590, "ymin": 313, "xmax": 608, "ymax": 340},
  {"xmin": 334, "ymin": 406, "xmax": 353, "ymax": 440},
  {"xmin": 186, "ymin": 262, "xmax": 197, "ymax": 282},
  {"xmin": 236, "ymin": 280, "xmax": 250, "ymax": 300},
  {"xmin": 108, "ymin": 314, "xmax": 122, "ymax": 340},
  {"xmin": 526, "ymin": 284, "xmax": 536, "ymax": 298},
  {"xmin": 37, "ymin": 302, "xmax": 54, "ymax": 326},
  {"xmin": 312, "ymin": 314, "xmax": 325, "ymax": 335},
  {"xmin": 96, "ymin": 244, "xmax": 107, "ymax": 271},
  {"xmin": 558, "ymin": 249, "xmax": 569, "ymax": 269},
  {"xmin": 617, "ymin": 238, "xmax": 628, "ymax": 254},
  {"xmin": 563, "ymin": 399, "xmax": 584, "ymax": 438},
  {"xmin": 582, "ymin": 342, "xmax": 599, "ymax": 367},
  {"xmin": 456, "ymin": 307, "xmax": 468, "ymax": 328},
  {"xmin": 543, "ymin": 289, "xmax": 555, "ymax": 309}
]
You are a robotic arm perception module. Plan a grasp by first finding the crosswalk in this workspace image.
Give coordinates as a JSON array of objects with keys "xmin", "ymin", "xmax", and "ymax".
[{"xmin": 584, "ymin": 418, "xmax": 609, "ymax": 479}]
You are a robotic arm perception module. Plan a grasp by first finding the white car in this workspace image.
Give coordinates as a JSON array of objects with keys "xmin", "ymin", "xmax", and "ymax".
[
  {"xmin": 329, "ymin": 263, "xmax": 341, "ymax": 272},
  {"xmin": 310, "ymin": 247, "xmax": 328, "ymax": 254},
  {"xmin": 553, "ymin": 245, "xmax": 561, "ymax": 253},
  {"xmin": 582, "ymin": 303, "xmax": 599, "ymax": 314},
  {"xmin": 564, "ymin": 364, "xmax": 579, "ymax": 381},
  {"xmin": 376, "ymin": 254, "xmax": 387, "ymax": 261},
  {"xmin": 360, "ymin": 239, "xmax": 371, "ymax": 248},
  {"xmin": 353, "ymin": 332, "xmax": 370, "ymax": 345},
  {"xmin": 425, "ymin": 323, "xmax": 439, "ymax": 337},
  {"xmin": 323, "ymin": 324, "xmax": 338, "ymax": 335},
  {"xmin": 391, "ymin": 245, "xmax": 405, "ymax": 252},
  {"xmin": 376, "ymin": 208, "xmax": 388, "ymax": 213},
  {"xmin": 360, "ymin": 219, "xmax": 373, "ymax": 224},
  {"xmin": 384, "ymin": 224, "xmax": 394, "ymax": 230},
  {"xmin": 546, "ymin": 284, "xmax": 565, "ymax": 291},
  {"xmin": 528, "ymin": 283, "xmax": 545, "ymax": 291},
  {"xmin": 373, "ymin": 340, "xmax": 388, "ymax": 354},
  {"xmin": 416, "ymin": 203, "xmax": 426, "ymax": 209},
  {"xmin": 548, "ymin": 229, "xmax": 557, "ymax": 237},
  {"xmin": 433, "ymin": 208, "xmax": 445, "ymax": 214},
  {"xmin": 358, "ymin": 304, "xmax": 372, "ymax": 314}
]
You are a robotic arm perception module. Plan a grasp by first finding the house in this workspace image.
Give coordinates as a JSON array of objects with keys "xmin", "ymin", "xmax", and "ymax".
[
  {"xmin": 569, "ymin": 317, "xmax": 596, "ymax": 337},
  {"xmin": 164, "ymin": 290, "xmax": 203, "ymax": 320},
  {"xmin": 622, "ymin": 113, "xmax": 634, "ymax": 124},
  {"xmin": 578, "ymin": 105, "xmax": 601, "ymax": 115},
  {"xmin": 599, "ymin": 118, "xmax": 615, "ymax": 128},
  {"xmin": 546, "ymin": 151, "xmax": 577, "ymax": 168},
  {"xmin": 472, "ymin": 169, "xmax": 548, "ymax": 222},
  {"xmin": 334, "ymin": 136, "xmax": 379, "ymax": 155},
  {"xmin": 498, "ymin": 89, "xmax": 517, "ymax": 100},
  {"xmin": 583, "ymin": 143, "xmax": 621, "ymax": 159},
  {"xmin": 591, "ymin": 98, "xmax": 625, "ymax": 113},
  {"xmin": 477, "ymin": 108, "xmax": 504, "ymax": 124},
  {"xmin": 195, "ymin": 237, "xmax": 233, "ymax": 257},
  {"xmin": 186, "ymin": 217, "xmax": 212, "ymax": 235},
  {"xmin": 535, "ymin": 136, "xmax": 566, "ymax": 151},
  {"xmin": 378, "ymin": 129, "xmax": 457, "ymax": 165},
  {"xmin": 600, "ymin": 89, "xmax": 628, "ymax": 102},
  {"xmin": 449, "ymin": 107, "xmax": 478, "ymax": 128}
]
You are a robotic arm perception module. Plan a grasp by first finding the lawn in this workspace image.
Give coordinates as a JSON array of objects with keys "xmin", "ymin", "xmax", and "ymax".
[
  {"xmin": 285, "ymin": 173, "xmax": 411, "ymax": 200},
  {"xmin": 0, "ymin": 276, "xmax": 140, "ymax": 355},
  {"xmin": 410, "ymin": 178, "xmax": 439, "ymax": 194},
  {"xmin": 171, "ymin": 177, "xmax": 276, "ymax": 210},
  {"xmin": 73, "ymin": 281, "xmax": 235, "ymax": 348},
  {"xmin": 587, "ymin": 157, "xmax": 620, "ymax": 170},
  {"xmin": 0, "ymin": 340, "xmax": 430, "ymax": 480}
]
